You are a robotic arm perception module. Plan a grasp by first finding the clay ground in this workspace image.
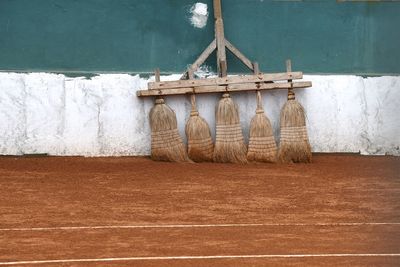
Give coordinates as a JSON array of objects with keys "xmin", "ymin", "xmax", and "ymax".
[{"xmin": 0, "ymin": 154, "xmax": 399, "ymax": 266}]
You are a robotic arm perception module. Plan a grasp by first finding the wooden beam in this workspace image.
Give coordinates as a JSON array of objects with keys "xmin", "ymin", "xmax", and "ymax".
[
  {"xmin": 148, "ymin": 72, "xmax": 303, "ymax": 90},
  {"xmin": 220, "ymin": 59, "xmax": 227, "ymax": 77},
  {"xmin": 213, "ymin": 0, "xmax": 223, "ymax": 19},
  {"xmin": 286, "ymin": 59, "xmax": 292, "ymax": 73},
  {"xmin": 215, "ymin": 18, "xmax": 227, "ymax": 77},
  {"xmin": 137, "ymin": 81, "xmax": 312, "ymax": 97},
  {"xmin": 252, "ymin": 62, "xmax": 259, "ymax": 75},
  {"xmin": 213, "ymin": 0, "xmax": 227, "ymax": 77},
  {"xmin": 180, "ymin": 39, "xmax": 217, "ymax": 80},
  {"xmin": 138, "ymin": 87, "xmax": 194, "ymax": 97},
  {"xmin": 188, "ymin": 68, "xmax": 194, "ymax": 80},
  {"xmin": 228, "ymin": 82, "xmax": 310, "ymax": 92},
  {"xmin": 225, "ymin": 39, "xmax": 254, "ymax": 71},
  {"xmin": 154, "ymin": 68, "xmax": 160, "ymax": 82},
  {"xmin": 153, "ymin": 68, "xmax": 162, "ymax": 100}
]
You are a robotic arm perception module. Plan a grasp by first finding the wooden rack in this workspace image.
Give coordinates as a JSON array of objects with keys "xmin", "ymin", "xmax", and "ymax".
[{"xmin": 137, "ymin": 0, "xmax": 311, "ymax": 98}]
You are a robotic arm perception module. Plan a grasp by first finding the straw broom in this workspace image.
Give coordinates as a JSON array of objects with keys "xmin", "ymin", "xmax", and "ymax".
[
  {"xmin": 149, "ymin": 69, "xmax": 190, "ymax": 162},
  {"xmin": 149, "ymin": 97, "xmax": 190, "ymax": 162},
  {"xmin": 247, "ymin": 90, "xmax": 277, "ymax": 163},
  {"xmin": 185, "ymin": 94, "xmax": 214, "ymax": 162},
  {"xmin": 213, "ymin": 93, "xmax": 247, "ymax": 163},
  {"xmin": 212, "ymin": 0, "xmax": 246, "ymax": 163},
  {"xmin": 247, "ymin": 63, "xmax": 277, "ymax": 162},
  {"xmin": 278, "ymin": 60, "xmax": 312, "ymax": 163}
]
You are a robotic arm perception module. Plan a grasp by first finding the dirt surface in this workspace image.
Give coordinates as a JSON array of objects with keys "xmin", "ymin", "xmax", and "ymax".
[{"xmin": 0, "ymin": 154, "xmax": 399, "ymax": 266}]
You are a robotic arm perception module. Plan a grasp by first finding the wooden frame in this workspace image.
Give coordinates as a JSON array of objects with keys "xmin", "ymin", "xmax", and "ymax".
[
  {"xmin": 137, "ymin": 81, "xmax": 311, "ymax": 97},
  {"xmin": 148, "ymin": 72, "xmax": 303, "ymax": 90},
  {"xmin": 137, "ymin": 0, "xmax": 312, "ymax": 98}
]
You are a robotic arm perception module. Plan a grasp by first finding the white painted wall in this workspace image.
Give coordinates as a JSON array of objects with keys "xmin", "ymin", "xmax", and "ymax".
[{"xmin": 0, "ymin": 72, "xmax": 398, "ymax": 156}]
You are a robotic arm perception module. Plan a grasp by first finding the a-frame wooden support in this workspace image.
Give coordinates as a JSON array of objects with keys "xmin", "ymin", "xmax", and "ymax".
[
  {"xmin": 137, "ymin": 0, "xmax": 311, "ymax": 97},
  {"xmin": 180, "ymin": 0, "xmax": 254, "ymax": 80}
]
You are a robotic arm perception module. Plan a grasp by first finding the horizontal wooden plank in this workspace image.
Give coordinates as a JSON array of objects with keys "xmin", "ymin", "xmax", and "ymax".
[
  {"xmin": 137, "ymin": 81, "xmax": 312, "ymax": 97},
  {"xmin": 148, "ymin": 72, "xmax": 303, "ymax": 90},
  {"xmin": 138, "ymin": 87, "xmax": 193, "ymax": 96}
]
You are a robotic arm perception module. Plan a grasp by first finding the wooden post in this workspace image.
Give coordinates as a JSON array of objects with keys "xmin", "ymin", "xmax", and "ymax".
[
  {"xmin": 154, "ymin": 68, "xmax": 161, "ymax": 100},
  {"xmin": 154, "ymin": 68, "xmax": 161, "ymax": 82},
  {"xmin": 188, "ymin": 68, "xmax": 194, "ymax": 80},
  {"xmin": 253, "ymin": 62, "xmax": 260, "ymax": 75},
  {"xmin": 213, "ymin": 0, "xmax": 227, "ymax": 77}
]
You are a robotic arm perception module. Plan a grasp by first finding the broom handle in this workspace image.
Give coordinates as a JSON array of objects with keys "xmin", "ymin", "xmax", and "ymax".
[
  {"xmin": 214, "ymin": 0, "xmax": 227, "ymax": 77},
  {"xmin": 188, "ymin": 68, "xmax": 197, "ymax": 112},
  {"xmin": 286, "ymin": 59, "xmax": 295, "ymax": 100},
  {"xmin": 154, "ymin": 68, "xmax": 163, "ymax": 101},
  {"xmin": 191, "ymin": 94, "xmax": 197, "ymax": 112},
  {"xmin": 253, "ymin": 62, "xmax": 263, "ymax": 110}
]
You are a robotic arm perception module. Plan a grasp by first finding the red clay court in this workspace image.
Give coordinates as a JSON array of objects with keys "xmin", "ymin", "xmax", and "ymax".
[{"xmin": 0, "ymin": 154, "xmax": 399, "ymax": 266}]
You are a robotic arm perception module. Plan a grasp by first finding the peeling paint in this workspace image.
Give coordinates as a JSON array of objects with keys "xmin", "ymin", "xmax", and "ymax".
[
  {"xmin": 189, "ymin": 3, "xmax": 208, "ymax": 29},
  {"xmin": 194, "ymin": 65, "xmax": 216, "ymax": 79}
]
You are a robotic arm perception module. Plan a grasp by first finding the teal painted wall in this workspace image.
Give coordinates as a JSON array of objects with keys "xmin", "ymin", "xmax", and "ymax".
[{"xmin": 0, "ymin": 0, "xmax": 399, "ymax": 75}]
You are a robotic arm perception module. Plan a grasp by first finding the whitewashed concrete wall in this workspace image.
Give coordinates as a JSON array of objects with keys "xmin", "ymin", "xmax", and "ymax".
[{"xmin": 0, "ymin": 72, "xmax": 398, "ymax": 156}]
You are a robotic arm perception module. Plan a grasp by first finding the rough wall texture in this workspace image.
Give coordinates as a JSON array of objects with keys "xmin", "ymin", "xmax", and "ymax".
[{"xmin": 0, "ymin": 73, "xmax": 398, "ymax": 156}]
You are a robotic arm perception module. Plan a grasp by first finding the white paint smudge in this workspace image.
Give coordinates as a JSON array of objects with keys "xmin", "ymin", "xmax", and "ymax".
[
  {"xmin": 194, "ymin": 65, "xmax": 216, "ymax": 79},
  {"xmin": 190, "ymin": 3, "xmax": 208, "ymax": 29}
]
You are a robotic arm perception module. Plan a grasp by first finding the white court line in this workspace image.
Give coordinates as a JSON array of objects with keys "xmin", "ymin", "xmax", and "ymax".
[
  {"xmin": 0, "ymin": 254, "xmax": 399, "ymax": 265},
  {"xmin": 1, "ymin": 222, "xmax": 400, "ymax": 231}
]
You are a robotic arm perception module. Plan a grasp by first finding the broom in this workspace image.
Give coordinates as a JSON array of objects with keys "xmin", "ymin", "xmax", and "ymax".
[
  {"xmin": 278, "ymin": 60, "xmax": 312, "ymax": 163},
  {"xmin": 149, "ymin": 69, "xmax": 190, "ymax": 162},
  {"xmin": 213, "ymin": 93, "xmax": 247, "ymax": 163},
  {"xmin": 184, "ymin": 69, "xmax": 214, "ymax": 162},
  {"xmin": 211, "ymin": 0, "xmax": 246, "ymax": 163},
  {"xmin": 247, "ymin": 91, "xmax": 277, "ymax": 163},
  {"xmin": 247, "ymin": 63, "xmax": 277, "ymax": 163}
]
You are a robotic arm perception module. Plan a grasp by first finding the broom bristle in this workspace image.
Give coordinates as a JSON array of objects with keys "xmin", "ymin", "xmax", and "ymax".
[
  {"xmin": 213, "ymin": 93, "xmax": 247, "ymax": 163},
  {"xmin": 247, "ymin": 91, "xmax": 277, "ymax": 163},
  {"xmin": 278, "ymin": 94, "xmax": 312, "ymax": 163},
  {"xmin": 185, "ymin": 99, "xmax": 214, "ymax": 162},
  {"xmin": 150, "ymin": 98, "xmax": 190, "ymax": 162},
  {"xmin": 247, "ymin": 111, "xmax": 277, "ymax": 163}
]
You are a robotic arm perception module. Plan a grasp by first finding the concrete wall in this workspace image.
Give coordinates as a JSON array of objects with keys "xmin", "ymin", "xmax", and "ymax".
[{"xmin": 0, "ymin": 72, "xmax": 398, "ymax": 156}]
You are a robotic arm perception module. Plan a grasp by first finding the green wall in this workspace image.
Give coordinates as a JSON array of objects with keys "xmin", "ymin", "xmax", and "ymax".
[{"xmin": 0, "ymin": 0, "xmax": 399, "ymax": 75}]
